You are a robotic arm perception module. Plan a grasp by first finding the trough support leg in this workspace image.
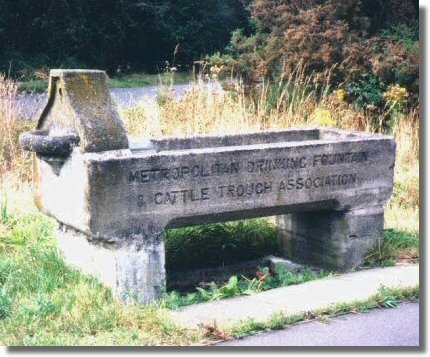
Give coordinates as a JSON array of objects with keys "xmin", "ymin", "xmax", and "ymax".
[
  {"xmin": 276, "ymin": 206, "xmax": 385, "ymax": 271},
  {"xmin": 56, "ymin": 224, "xmax": 166, "ymax": 305}
]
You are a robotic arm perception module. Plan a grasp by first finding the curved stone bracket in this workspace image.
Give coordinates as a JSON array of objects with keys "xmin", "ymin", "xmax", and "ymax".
[
  {"xmin": 35, "ymin": 69, "xmax": 129, "ymax": 153},
  {"xmin": 19, "ymin": 129, "xmax": 80, "ymax": 157}
]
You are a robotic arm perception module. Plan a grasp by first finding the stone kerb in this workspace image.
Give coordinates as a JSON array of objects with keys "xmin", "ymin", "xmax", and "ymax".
[{"xmin": 19, "ymin": 69, "xmax": 396, "ymax": 305}]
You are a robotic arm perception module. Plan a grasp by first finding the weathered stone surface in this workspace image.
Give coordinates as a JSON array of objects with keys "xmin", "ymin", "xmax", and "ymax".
[
  {"xmin": 19, "ymin": 69, "xmax": 396, "ymax": 304},
  {"xmin": 35, "ymin": 69, "xmax": 129, "ymax": 153},
  {"xmin": 276, "ymin": 207, "xmax": 385, "ymax": 271},
  {"xmin": 56, "ymin": 223, "xmax": 166, "ymax": 305},
  {"xmin": 42, "ymin": 128, "xmax": 394, "ymax": 241},
  {"xmin": 19, "ymin": 129, "xmax": 80, "ymax": 157}
]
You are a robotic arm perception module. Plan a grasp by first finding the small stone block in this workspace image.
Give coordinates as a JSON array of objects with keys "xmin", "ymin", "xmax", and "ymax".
[{"xmin": 261, "ymin": 255, "xmax": 302, "ymax": 274}]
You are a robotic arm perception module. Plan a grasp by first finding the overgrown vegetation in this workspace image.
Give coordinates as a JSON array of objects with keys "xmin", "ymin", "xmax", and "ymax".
[
  {"xmin": 211, "ymin": 0, "xmax": 418, "ymax": 128},
  {"xmin": 0, "ymin": 194, "xmax": 205, "ymax": 346},
  {"xmin": 363, "ymin": 229, "xmax": 419, "ymax": 268},
  {"xmin": 0, "ymin": 75, "xmax": 33, "ymax": 180}
]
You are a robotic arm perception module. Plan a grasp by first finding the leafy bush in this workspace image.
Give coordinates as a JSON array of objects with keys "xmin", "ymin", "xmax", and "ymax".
[
  {"xmin": 345, "ymin": 73, "xmax": 384, "ymax": 109},
  {"xmin": 215, "ymin": 0, "xmax": 419, "ymax": 117}
]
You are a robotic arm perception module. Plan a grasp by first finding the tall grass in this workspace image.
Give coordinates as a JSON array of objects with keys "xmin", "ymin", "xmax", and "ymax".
[
  {"xmin": 122, "ymin": 64, "xmax": 330, "ymax": 138},
  {"xmin": 384, "ymin": 112, "xmax": 419, "ymax": 233},
  {"xmin": 0, "ymin": 75, "xmax": 33, "ymax": 183}
]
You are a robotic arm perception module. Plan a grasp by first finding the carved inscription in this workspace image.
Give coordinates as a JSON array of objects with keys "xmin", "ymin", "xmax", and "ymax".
[
  {"xmin": 218, "ymin": 182, "xmax": 273, "ymax": 198},
  {"xmin": 279, "ymin": 173, "xmax": 357, "ymax": 190},
  {"xmin": 154, "ymin": 187, "xmax": 210, "ymax": 205},
  {"xmin": 150, "ymin": 174, "xmax": 357, "ymax": 206},
  {"xmin": 130, "ymin": 151, "xmax": 369, "ymax": 207},
  {"xmin": 129, "ymin": 151, "xmax": 368, "ymax": 184},
  {"xmin": 312, "ymin": 152, "xmax": 368, "ymax": 166},
  {"xmin": 152, "ymin": 181, "xmax": 273, "ymax": 206}
]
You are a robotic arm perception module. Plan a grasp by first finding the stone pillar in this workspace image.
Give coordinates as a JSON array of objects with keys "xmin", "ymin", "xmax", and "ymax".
[
  {"xmin": 276, "ymin": 206, "xmax": 384, "ymax": 271},
  {"xmin": 56, "ymin": 224, "xmax": 166, "ymax": 305}
]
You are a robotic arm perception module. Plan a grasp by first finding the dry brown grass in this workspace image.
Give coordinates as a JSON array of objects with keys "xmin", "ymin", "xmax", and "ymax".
[
  {"xmin": 122, "ymin": 84, "xmax": 262, "ymax": 139},
  {"xmin": 121, "ymin": 64, "xmax": 398, "ymax": 139},
  {"xmin": 0, "ymin": 75, "xmax": 33, "ymax": 183}
]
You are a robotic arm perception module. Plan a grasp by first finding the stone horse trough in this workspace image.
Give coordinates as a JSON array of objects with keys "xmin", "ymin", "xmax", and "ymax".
[{"xmin": 20, "ymin": 70, "xmax": 396, "ymax": 304}]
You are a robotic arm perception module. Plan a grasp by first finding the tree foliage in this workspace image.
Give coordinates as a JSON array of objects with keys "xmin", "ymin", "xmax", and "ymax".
[
  {"xmin": 0, "ymin": 0, "xmax": 249, "ymax": 76},
  {"xmin": 0, "ymin": 0, "xmax": 419, "ymax": 112}
]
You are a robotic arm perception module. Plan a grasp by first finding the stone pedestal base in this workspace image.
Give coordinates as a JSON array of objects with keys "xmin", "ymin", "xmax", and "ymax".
[
  {"xmin": 56, "ymin": 224, "xmax": 166, "ymax": 304},
  {"xmin": 276, "ymin": 207, "xmax": 384, "ymax": 271}
]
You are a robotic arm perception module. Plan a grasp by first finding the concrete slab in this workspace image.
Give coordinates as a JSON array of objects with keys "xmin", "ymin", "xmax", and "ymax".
[{"xmin": 169, "ymin": 265, "xmax": 419, "ymax": 328}]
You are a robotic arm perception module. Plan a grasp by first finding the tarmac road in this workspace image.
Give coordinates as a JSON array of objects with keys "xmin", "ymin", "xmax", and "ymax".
[{"xmin": 216, "ymin": 302, "xmax": 420, "ymax": 347}]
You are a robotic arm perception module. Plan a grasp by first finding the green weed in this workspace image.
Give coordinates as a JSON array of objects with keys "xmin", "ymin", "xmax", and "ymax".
[
  {"xmin": 231, "ymin": 318, "xmax": 267, "ymax": 339},
  {"xmin": 0, "ymin": 195, "xmax": 8, "ymax": 222},
  {"xmin": 364, "ymin": 228, "xmax": 419, "ymax": 267},
  {"xmin": 162, "ymin": 267, "xmax": 332, "ymax": 310},
  {"xmin": 226, "ymin": 285, "xmax": 419, "ymax": 339}
]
